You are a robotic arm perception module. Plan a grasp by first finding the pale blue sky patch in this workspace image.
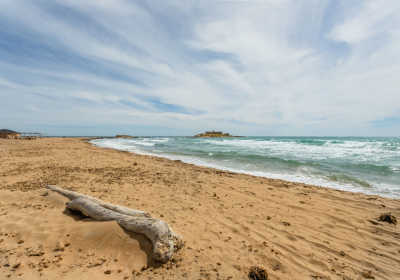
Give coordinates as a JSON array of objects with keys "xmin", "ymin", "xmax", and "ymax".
[{"xmin": 369, "ymin": 116, "xmax": 400, "ymax": 128}]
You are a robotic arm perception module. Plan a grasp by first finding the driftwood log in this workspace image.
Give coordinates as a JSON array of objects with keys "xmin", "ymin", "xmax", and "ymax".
[
  {"xmin": 47, "ymin": 185, "xmax": 150, "ymax": 217},
  {"xmin": 46, "ymin": 185, "xmax": 184, "ymax": 263}
]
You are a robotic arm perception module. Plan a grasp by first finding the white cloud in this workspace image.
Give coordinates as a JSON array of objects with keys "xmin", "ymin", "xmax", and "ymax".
[
  {"xmin": 0, "ymin": 0, "xmax": 399, "ymax": 135},
  {"xmin": 329, "ymin": 1, "xmax": 400, "ymax": 44}
]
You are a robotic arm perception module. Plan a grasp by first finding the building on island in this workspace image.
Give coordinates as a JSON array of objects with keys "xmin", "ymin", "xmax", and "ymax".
[
  {"xmin": 194, "ymin": 130, "xmax": 240, "ymax": 137},
  {"xmin": 0, "ymin": 129, "xmax": 21, "ymax": 139},
  {"xmin": 206, "ymin": 130, "xmax": 229, "ymax": 135}
]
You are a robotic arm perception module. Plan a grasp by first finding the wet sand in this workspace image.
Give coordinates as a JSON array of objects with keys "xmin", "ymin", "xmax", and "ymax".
[{"xmin": 0, "ymin": 138, "xmax": 399, "ymax": 279}]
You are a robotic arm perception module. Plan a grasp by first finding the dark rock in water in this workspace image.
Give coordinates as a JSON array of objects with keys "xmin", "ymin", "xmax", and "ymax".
[{"xmin": 378, "ymin": 213, "xmax": 397, "ymax": 225}]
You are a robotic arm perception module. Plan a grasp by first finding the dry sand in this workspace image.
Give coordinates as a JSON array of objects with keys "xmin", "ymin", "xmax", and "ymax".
[{"xmin": 0, "ymin": 138, "xmax": 399, "ymax": 280}]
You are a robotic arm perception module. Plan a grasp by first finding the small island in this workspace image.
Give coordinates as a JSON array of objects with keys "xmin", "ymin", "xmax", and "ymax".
[
  {"xmin": 194, "ymin": 130, "xmax": 243, "ymax": 138},
  {"xmin": 116, "ymin": 135, "xmax": 139, "ymax": 138}
]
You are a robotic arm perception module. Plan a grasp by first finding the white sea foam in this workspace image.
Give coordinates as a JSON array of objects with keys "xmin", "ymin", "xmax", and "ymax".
[
  {"xmin": 134, "ymin": 142, "xmax": 155, "ymax": 146},
  {"xmin": 90, "ymin": 137, "xmax": 400, "ymax": 199}
]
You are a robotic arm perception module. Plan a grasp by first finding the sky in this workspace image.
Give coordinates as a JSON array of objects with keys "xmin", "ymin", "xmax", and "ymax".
[{"xmin": 1, "ymin": 0, "xmax": 400, "ymax": 136}]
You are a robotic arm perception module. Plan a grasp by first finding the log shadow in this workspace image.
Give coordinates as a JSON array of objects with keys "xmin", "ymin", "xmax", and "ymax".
[
  {"xmin": 121, "ymin": 228, "xmax": 163, "ymax": 269},
  {"xmin": 62, "ymin": 209, "xmax": 163, "ymax": 269},
  {"xmin": 63, "ymin": 209, "xmax": 90, "ymax": 221}
]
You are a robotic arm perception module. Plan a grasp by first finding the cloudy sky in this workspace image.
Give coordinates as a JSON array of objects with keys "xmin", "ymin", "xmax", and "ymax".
[{"xmin": 1, "ymin": 0, "xmax": 399, "ymax": 136}]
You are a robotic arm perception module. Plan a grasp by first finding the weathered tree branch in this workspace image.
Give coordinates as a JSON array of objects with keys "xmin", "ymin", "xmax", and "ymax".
[
  {"xmin": 118, "ymin": 215, "xmax": 185, "ymax": 262},
  {"xmin": 47, "ymin": 185, "xmax": 150, "ymax": 218},
  {"xmin": 66, "ymin": 197, "xmax": 125, "ymax": 221},
  {"xmin": 47, "ymin": 185, "xmax": 184, "ymax": 263}
]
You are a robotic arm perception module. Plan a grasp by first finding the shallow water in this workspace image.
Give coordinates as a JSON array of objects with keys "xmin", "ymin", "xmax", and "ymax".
[{"xmin": 91, "ymin": 136, "xmax": 400, "ymax": 199}]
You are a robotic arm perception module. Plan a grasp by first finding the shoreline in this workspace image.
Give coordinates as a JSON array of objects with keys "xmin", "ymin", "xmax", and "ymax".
[
  {"xmin": 1, "ymin": 138, "xmax": 399, "ymax": 279},
  {"xmin": 89, "ymin": 138, "xmax": 400, "ymax": 200}
]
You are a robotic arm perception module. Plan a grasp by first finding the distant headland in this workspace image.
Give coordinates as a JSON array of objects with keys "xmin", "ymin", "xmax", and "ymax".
[
  {"xmin": 116, "ymin": 135, "xmax": 139, "ymax": 138},
  {"xmin": 194, "ymin": 130, "xmax": 243, "ymax": 138}
]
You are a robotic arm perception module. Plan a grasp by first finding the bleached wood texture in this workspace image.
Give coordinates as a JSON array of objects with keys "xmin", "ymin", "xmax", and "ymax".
[
  {"xmin": 47, "ymin": 185, "xmax": 150, "ymax": 217},
  {"xmin": 47, "ymin": 185, "xmax": 184, "ymax": 263}
]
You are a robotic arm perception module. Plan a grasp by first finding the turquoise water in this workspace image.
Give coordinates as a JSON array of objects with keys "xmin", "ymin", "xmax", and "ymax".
[{"xmin": 91, "ymin": 137, "xmax": 400, "ymax": 199}]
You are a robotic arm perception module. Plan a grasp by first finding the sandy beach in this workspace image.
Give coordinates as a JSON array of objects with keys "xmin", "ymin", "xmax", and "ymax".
[{"xmin": 0, "ymin": 138, "xmax": 399, "ymax": 280}]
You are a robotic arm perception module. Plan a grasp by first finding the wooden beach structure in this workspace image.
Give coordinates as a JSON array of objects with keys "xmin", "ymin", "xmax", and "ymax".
[
  {"xmin": 0, "ymin": 129, "xmax": 45, "ymax": 139},
  {"xmin": 21, "ymin": 132, "xmax": 45, "ymax": 138},
  {"xmin": 0, "ymin": 129, "xmax": 21, "ymax": 139}
]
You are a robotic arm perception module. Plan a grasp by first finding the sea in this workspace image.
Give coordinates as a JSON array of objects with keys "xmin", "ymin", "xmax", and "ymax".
[{"xmin": 90, "ymin": 137, "xmax": 400, "ymax": 199}]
